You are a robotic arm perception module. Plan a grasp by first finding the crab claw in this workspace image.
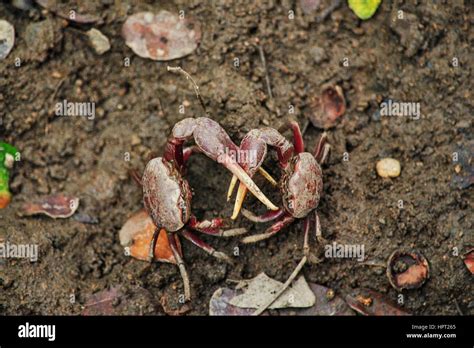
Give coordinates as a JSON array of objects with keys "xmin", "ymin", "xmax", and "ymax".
[
  {"xmin": 227, "ymin": 175, "xmax": 238, "ymax": 201},
  {"xmin": 231, "ymin": 182, "xmax": 248, "ymax": 220},
  {"xmin": 220, "ymin": 154, "xmax": 278, "ymax": 213},
  {"xmin": 227, "ymin": 168, "xmax": 276, "ymax": 202}
]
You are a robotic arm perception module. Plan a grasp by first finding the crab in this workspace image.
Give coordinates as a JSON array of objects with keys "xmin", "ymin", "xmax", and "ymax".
[
  {"xmin": 141, "ymin": 117, "xmax": 279, "ymax": 300},
  {"xmin": 227, "ymin": 120, "xmax": 330, "ymax": 255}
]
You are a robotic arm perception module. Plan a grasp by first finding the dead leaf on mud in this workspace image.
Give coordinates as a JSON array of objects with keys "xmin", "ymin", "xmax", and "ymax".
[
  {"xmin": 0, "ymin": 20, "xmax": 15, "ymax": 60},
  {"xmin": 209, "ymin": 288, "xmax": 259, "ymax": 316},
  {"xmin": 122, "ymin": 11, "xmax": 201, "ymax": 61},
  {"xmin": 229, "ymin": 273, "xmax": 315, "ymax": 310},
  {"xmin": 20, "ymin": 194, "xmax": 79, "ymax": 218},
  {"xmin": 463, "ymin": 249, "xmax": 474, "ymax": 274},
  {"xmin": 345, "ymin": 289, "xmax": 411, "ymax": 316},
  {"xmin": 278, "ymin": 283, "xmax": 355, "ymax": 316},
  {"xmin": 308, "ymin": 85, "xmax": 346, "ymax": 129},
  {"xmin": 82, "ymin": 286, "xmax": 122, "ymax": 316},
  {"xmin": 210, "ymin": 282, "xmax": 353, "ymax": 316},
  {"xmin": 119, "ymin": 210, "xmax": 182, "ymax": 263},
  {"xmin": 35, "ymin": 0, "xmax": 101, "ymax": 24}
]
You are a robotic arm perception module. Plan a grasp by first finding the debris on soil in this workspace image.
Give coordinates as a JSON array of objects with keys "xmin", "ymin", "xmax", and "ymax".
[
  {"xmin": 389, "ymin": 10, "xmax": 424, "ymax": 58},
  {"xmin": 308, "ymin": 86, "xmax": 346, "ymax": 129},
  {"xmin": 24, "ymin": 19, "xmax": 61, "ymax": 62},
  {"xmin": 451, "ymin": 142, "xmax": 474, "ymax": 189},
  {"xmin": 122, "ymin": 11, "xmax": 201, "ymax": 61},
  {"xmin": 387, "ymin": 250, "xmax": 429, "ymax": 291},
  {"xmin": 0, "ymin": 20, "xmax": 15, "ymax": 60},
  {"xmin": 0, "ymin": 142, "xmax": 19, "ymax": 209},
  {"xmin": 82, "ymin": 286, "xmax": 122, "ymax": 316},
  {"xmin": 345, "ymin": 289, "xmax": 411, "ymax": 316},
  {"xmin": 376, "ymin": 158, "xmax": 401, "ymax": 178},
  {"xmin": 20, "ymin": 194, "xmax": 79, "ymax": 218},
  {"xmin": 348, "ymin": 0, "xmax": 381, "ymax": 20},
  {"xmin": 86, "ymin": 28, "xmax": 110, "ymax": 55},
  {"xmin": 229, "ymin": 273, "xmax": 315, "ymax": 310},
  {"xmin": 119, "ymin": 210, "xmax": 182, "ymax": 263},
  {"xmin": 209, "ymin": 288, "xmax": 256, "ymax": 316},
  {"xmin": 279, "ymin": 283, "xmax": 355, "ymax": 316},
  {"xmin": 160, "ymin": 295, "xmax": 191, "ymax": 316},
  {"xmin": 12, "ymin": 0, "xmax": 34, "ymax": 11},
  {"xmin": 35, "ymin": 0, "xmax": 101, "ymax": 24},
  {"xmin": 463, "ymin": 249, "xmax": 474, "ymax": 275},
  {"xmin": 299, "ymin": 0, "xmax": 321, "ymax": 15}
]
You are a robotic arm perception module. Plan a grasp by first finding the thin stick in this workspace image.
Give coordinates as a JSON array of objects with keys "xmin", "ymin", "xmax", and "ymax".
[
  {"xmin": 167, "ymin": 66, "xmax": 209, "ymax": 117},
  {"xmin": 454, "ymin": 299, "xmax": 464, "ymax": 316},
  {"xmin": 258, "ymin": 44, "xmax": 273, "ymax": 99},
  {"xmin": 252, "ymin": 255, "xmax": 307, "ymax": 316}
]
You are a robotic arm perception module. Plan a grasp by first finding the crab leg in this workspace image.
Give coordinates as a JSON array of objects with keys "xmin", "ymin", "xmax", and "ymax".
[
  {"xmin": 314, "ymin": 133, "xmax": 330, "ymax": 164},
  {"xmin": 187, "ymin": 216, "xmax": 247, "ymax": 237},
  {"xmin": 279, "ymin": 120, "xmax": 305, "ymax": 154},
  {"xmin": 167, "ymin": 231, "xmax": 191, "ymax": 301},
  {"xmin": 241, "ymin": 208, "xmax": 285, "ymax": 223},
  {"xmin": 148, "ymin": 228, "xmax": 160, "ymax": 261},
  {"xmin": 315, "ymin": 211, "xmax": 325, "ymax": 243},
  {"xmin": 241, "ymin": 214, "xmax": 295, "ymax": 244},
  {"xmin": 181, "ymin": 230, "xmax": 233, "ymax": 264}
]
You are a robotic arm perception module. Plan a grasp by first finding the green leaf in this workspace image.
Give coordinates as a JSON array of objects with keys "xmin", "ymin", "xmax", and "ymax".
[{"xmin": 348, "ymin": 0, "xmax": 382, "ymax": 20}]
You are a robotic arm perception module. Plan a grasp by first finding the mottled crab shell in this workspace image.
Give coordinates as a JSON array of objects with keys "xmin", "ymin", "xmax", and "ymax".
[
  {"xmin": 142, "ymin": 157, "xmax": 191, "ymax": 232},
  {"xmin": 281, "ymin": 152, "xmax": 323, "ymax": 219}
]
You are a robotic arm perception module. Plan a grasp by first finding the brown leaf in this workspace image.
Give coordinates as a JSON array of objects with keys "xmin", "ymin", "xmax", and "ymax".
[
  {"xmin": 308, "ymin": 85, "xmax": 346, "ymax": 129},
  {"xmin": 278, "ymin": 283, "xmax": 355, "ymax": 316},
  {"xmin": 209, "ymin": 288, "xmax": 258, "ymax": 316},
  {"xmin": 345, "ymin": 289, "xmax": 411, "ymax": 316},
  {"xmin": 119, "ymin": 210, "xmax": 182, "ymax": 264},
  {"xmin": 122, "ymin": 11, "xmax": 201, "ymax": 61},
  {"xmin": 82, "ymin": 286, "xmax": 122, "ymax": 316},
  {"xmin": 21, "ymin": 194, "xmax": 79, "ymax": 218},
  {"xmin": 463, "ymin": 249, "xmax": 474, "ymax": 274}
]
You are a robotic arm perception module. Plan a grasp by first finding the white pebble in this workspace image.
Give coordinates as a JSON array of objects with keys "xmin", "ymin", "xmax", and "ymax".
[
  {"xmin": 376, "ymin": 158, "xmax": 401, "ymax": 178},
  {"xmin": 86, "ymin": 28, "xmax": 110, "ymax": 55}
]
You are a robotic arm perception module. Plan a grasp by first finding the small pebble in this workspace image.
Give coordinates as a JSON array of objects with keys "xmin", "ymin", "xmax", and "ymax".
[
  {"xmin": 376, "ymin": 158, "xmax": 401, "ymax": 178},
  {"xmin": 86, "ymin": 28, "xmax": 110, "ymax": 55}
]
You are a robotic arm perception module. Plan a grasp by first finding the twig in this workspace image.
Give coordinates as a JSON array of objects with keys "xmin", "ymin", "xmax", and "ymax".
[
  {"xmin": 454, "ymin": 299, "xmax": 464, "ymax": 316},
  {"xmin": 257, "ymin": 44, "xmax": 273, "ymax": 99},
  {"xmin": 167, "ymin": 66, "xmax": 209, "ymax": 117},
  {"xmin": 301, "ymin": 119, "xmax": 310, "ymax": 135},
  {"xmin": 252, "ymin": 255, "xmax": 307, "ymax": 316},
  {"xmin": 316, "ymin": 0, "xmax": 342, "ymax": 23}
]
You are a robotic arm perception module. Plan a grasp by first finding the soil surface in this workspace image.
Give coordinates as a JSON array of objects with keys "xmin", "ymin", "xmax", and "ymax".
[{"xmin": 0, "ymin": 0, "xmax": 472, "ymax": 315}]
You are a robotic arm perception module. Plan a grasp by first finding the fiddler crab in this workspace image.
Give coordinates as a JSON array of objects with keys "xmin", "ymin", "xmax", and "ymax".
[
  {"xmin": 227, "ymin": 120, "xmax": 330, "ymax": 256},
  {"xmin": 137, "ymin": 116, "xmax": 329, "ymax": 301},
  {"xmin": 140, "ymin": 117, "xmax": 279, "ymax": 300}
]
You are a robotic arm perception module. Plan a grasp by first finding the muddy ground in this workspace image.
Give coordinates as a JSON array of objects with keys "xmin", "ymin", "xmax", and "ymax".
[{"xmin": 0, "ymin": 0, "xmax": 472, "ymax": 315}]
